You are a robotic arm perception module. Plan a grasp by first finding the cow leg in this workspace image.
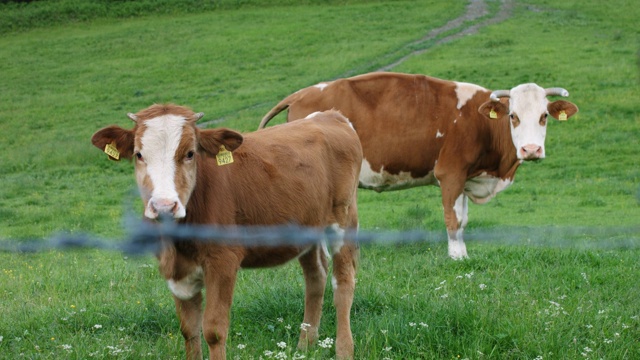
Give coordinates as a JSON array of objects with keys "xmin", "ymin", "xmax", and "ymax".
[
  {"xmin": 437, "ymin": 170, "xmax": 469, "ymax": 260},
  {"xmin": 328, "ymin": 207, "xmax": 358, "ymax": 359},
  {"xmin": 297, "ymin": 245, "xmax": 328, "ymax": 350},
  {"xmin": 443, "ymin": 193, "xmax": 469, "ymax": 260},
  {"xmin": 174, "ymin": 293, "xmax": 204, "ymax": 360},
  {"xmin": 201, "ymin": 266, "xmax": 238, "ymax": 360}
]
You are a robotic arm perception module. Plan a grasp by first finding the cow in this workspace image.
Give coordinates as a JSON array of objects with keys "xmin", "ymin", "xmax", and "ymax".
[
  {"xmin": 258, "ymin": 72, "xmax": 579, "ymax": 260},
  {"xmin": 91, "ymin": 105, "xmax": 362, "ymax": 360}
]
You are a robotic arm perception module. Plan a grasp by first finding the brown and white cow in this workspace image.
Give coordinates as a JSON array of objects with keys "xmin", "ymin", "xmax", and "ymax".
[
  {"xmin": 92, "ymin": 105, "xmax": 362, "ymax": 360},
  {"xmin": 258, "ymin": 72, "xmax": 579, "ymax": 259}
]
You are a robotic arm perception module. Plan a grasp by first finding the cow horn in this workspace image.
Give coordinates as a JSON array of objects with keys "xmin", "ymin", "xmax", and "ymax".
[
  {"xmin": 127, "ymin": 113, "xmax": 138, "ymax": 122},
  {"xmin": 194, "ymin": 112, "xmax": 205, "ymax": 121},
  {"xmin": 490, "ymin": 90, "xmax": 511, "ymax": 102},
  {"xmin": 545, "ymin": 87, "xmax": 569, "ymax": 97}
]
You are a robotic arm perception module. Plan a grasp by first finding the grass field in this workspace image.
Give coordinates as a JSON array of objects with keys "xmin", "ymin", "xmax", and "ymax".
[{"xmin": 0, "ymin": 0, "xmax": 638, "ymax": 359}]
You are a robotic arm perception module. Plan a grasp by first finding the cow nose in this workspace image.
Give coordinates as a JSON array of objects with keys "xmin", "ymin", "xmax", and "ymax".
[
  {"xmin": 520, "ymin": 144, "xmax": 543, "ymax": 160},
  {"xmin": 145, "ymin": 198, "xmax": 181, "ymax": 219},
  {"xmin": 153, "ymin": 199, "xmax": 178, "ymax": 214}
]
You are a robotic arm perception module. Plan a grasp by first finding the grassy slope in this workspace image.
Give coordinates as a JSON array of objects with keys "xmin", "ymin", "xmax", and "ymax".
[{"xmin": 0, "ymin": 0, "xmax": 639, "ymax": 359}]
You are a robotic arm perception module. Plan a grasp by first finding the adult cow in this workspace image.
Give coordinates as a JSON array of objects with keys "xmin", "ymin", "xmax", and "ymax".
[
  {"xmin": 258, "ymin": 72, "xmax": 579, "ymax": 259},
  {"xmin": 92, "ymin": 105, "xmax": 362, "ymax": 360}
]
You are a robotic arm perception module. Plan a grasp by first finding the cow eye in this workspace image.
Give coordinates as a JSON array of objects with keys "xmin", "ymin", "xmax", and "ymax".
[
  {"xmin": 135, "ymin": 152, "xmax": 143, "ymax": 161},
  {"xmin": 186, "ymin": 151, "xmax": 195, "ymax": 160},
  {"xmin": 540, "ymin": 114, "xmax": 548, "ymax": 126},
  {"xmin": 509, "ymin": 114, "xmax": 520, "ymax": 127}
]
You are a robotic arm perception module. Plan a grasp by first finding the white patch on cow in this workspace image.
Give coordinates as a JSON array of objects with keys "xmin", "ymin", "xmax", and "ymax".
[
  {"xmin": 314, "ymin": 83, "xmax": 330, "ymax": 91},
  {"xmin": 448, "ymin": 193, "xmax": 469, "ymax": 260},
  {"xmin": 304, "ymin": 111, "xmax": 323, "ymax": 120},
  {"xmin": 359, "ymin": 158, "xmax": 438, "ymax": 192},
  {"xmin": 436, "ymin": 130, "xmax": 444, "ymax": 138},
  {"xmin": 463, "ymin": 172, "xmax": 513, "ymax": 204},
  {"xmin": 325, "ymin": 223, "xmax": 344, "ymax": 255},
  {"xmin": 139, "ymin": 115, "xmax": 188, "ymax": 219},
  {"xmin": 508, "ymin": 84, "xmax": 549, "ymax": 159},
  {"xmin": 448, "ymin": 230, "xmax": 468, "ymax": 260},
  {"xmin": 454, "ymin": 82, "xmax": 486, "ymax": 110},
  {"xmin": 453, "ymin": 194, "xmax": 468, "ymax": 228},
  {"xmin": 167, "ymin": 266, "xmax": 203, "ymax": 300}
]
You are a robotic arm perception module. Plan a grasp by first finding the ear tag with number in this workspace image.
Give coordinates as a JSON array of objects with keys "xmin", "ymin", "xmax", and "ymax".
[
  {"xmin": 104, "ymin": 141, "xmax": 120, "ymax": 160},
  {"xmin": 216, "ymin": 145, "xmax": 234, "ymax": 166},
  {"xmin": 558, "ymin": 110, "xmax": 568, "ymax": 121},
  {"xmin": 489, "ymin": 109, "xmax": 498, "ymax": 119}
]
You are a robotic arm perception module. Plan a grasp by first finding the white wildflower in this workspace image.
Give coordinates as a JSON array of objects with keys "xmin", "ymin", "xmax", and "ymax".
[
  {"xmin": 275, "ymin": 351, "xmax": 287, "ymax": 360},
  {"xmin": 318, "ymin": 337, "xmax": 334, "ymax": 349},
  {"xmin": 93, "ymin": 324, "xmax": 102, "ymax": 329},
  {"xmin": 384, "ymin": 346, "xmax": 392, "ymax": 352},
  {"xmin": 237, "ymin": 344, "xmax": 246, "ymax": 350},
  {"xmin": 419, "ymin": 322, "xmax": 428, "ymax": 328},
  {"xmin": 409, "ymin": 322, "xmax": 416, "ymax": 327},
  {"xmin": 479, "ymin": 284, "xmax": 487, "ymax": 290},
  {"xmin": 277, "ymin": 317, "xmax": 284, "ymax": 323},
  {"xmin": 277, "ymin": 341, "xmax": 287, "ymax": 349},
  {"xmin": 300, "ymin": 323, "xmax": 311, "ymax": 331}
]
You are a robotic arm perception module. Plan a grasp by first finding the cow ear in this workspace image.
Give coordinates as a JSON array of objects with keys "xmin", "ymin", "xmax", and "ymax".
[
  {"xmin": 478, "ymin": 100, "xmax": 509, "ymax": 120},
  {"xmin": 91, "ymin": 125, "xmax": 135, "ymax": 161},
  {"xmin": 198, "ymin": 128, "xmax": 244, "ymax": 156},
  {"xmin": 548, "ymin": 100, "xmax": 579, "ymax": 121}
]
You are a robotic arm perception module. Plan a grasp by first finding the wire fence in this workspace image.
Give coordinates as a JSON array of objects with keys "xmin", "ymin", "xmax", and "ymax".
[
  {"xmin": 1, "ymin": 219, "xmax": 638, "ymax": 255},
  {"xmin": 2, "ymin": 187, "xmax": 639, "ymax": 255}
]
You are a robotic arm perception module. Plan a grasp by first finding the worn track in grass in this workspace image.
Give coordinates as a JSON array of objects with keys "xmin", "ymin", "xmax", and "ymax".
[{"xmin": 200, "ymin": 0, "xmax": 514, "ymax": 127}]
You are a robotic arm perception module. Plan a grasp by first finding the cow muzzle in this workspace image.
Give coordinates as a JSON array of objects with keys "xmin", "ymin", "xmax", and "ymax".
[
  {"xmin": 145, "ymin": 197, "xmax": 186, "ymax": 219},
  {"xmin": 519, "ymin": 144, "xmax": 544, "ymax": 160}
]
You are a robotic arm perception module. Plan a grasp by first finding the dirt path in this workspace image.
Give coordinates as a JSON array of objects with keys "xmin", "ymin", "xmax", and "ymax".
[
  {"xmin": 202, "ymin": 0, "xmax": 515, "ymax": 127},
  {"xmin": 376, "ymin": 0, "xmax": 514, "ymax": 71}
]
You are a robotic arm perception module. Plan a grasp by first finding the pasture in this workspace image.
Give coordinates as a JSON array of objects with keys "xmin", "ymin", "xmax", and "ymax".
[{"xmin": 0, "ymin": 0, "xmax": 638, "ymax": 359}]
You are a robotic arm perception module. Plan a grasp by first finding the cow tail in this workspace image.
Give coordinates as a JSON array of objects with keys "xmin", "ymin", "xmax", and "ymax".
[{"xmin": 257, "ymin": 90, "xmax": 307, "ymax": 129}]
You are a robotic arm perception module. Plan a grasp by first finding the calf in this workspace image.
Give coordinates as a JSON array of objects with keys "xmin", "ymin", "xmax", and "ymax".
[
  {"xmin": 258, "ymin": 72, "xmax": 579, "ymax": 259},
  {"xmin": 92, "ymin": 105, "xmax": 362, "ymax": 359}
]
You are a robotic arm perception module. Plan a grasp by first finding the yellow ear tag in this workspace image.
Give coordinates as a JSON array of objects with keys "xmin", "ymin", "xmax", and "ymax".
[
  {"xmin": 104, "ymin": 141, "xmax": 120, "ymax": 160},
  {"xmin": 216, "ymin": 145, "xmax": 234, "ymax": 166},
  {"xmin": 558, "ymin": 110, "xmax": 568, "ymax": 121},
  {"xmin": 489, "ymin": 109, "xmax": 498, "ymax": 119}
]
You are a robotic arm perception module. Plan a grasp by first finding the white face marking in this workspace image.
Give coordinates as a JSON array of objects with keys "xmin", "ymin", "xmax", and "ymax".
[
  {"xmin": 359, "ymin": 158, "xmax": 437, "ymax": 191},
  {"xmin": 508, "ymin": 84, "xmax": 549, "ymax": 159},
  {"xmin": 454, "ymin": 82, "xmax": 486, "ymax": 110},
  {"xmin": 463, "ymin": 172, "xmax": 514, "ymax": 204},
  {"xmin": 138, "ymin": 115, "xmax": 188, "ymax": 219},
  {"xmin": 167, "ymin": 266, "xmax": 203, "ymax": 300},
  {"xmin": 436, "ymin": 130, "xmax": 444, "ymax": 138},
  {"xmin": 314, "ymin": 82, "xmax": 330, "ymax": 91}
]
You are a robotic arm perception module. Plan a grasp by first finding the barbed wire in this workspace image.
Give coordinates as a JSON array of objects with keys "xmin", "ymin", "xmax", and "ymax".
[
  {"xmin": 1, "ymin": 220, "xmax": 638, "ymax": 255},
  {"xmin": 2, "ymin": 187, "xmax": 638, "ymax": 255}
]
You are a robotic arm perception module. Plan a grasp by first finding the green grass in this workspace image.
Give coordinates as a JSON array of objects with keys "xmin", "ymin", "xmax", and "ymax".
[{"xmin": 0, "ymin": 0, "xmax": 639, "ymax": 359}]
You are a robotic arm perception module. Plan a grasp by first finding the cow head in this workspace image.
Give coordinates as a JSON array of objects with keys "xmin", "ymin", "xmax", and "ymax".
[
  {"xmin": 91, "ymin": 104, "xmax": 243, "ymax": 220},
  {"xmin": 479, "ymin": 84, "xmax": 578, "ymax": 160}
]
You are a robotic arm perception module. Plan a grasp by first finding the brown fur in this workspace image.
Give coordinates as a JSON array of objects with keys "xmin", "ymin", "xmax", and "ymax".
[
  {"xmin": 92, "ymin": 107, "xmax": 362, "ymax": 360},
  {"xmin": 259, "ymin": 72, "xmax": 579, "ymax": 258}
]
